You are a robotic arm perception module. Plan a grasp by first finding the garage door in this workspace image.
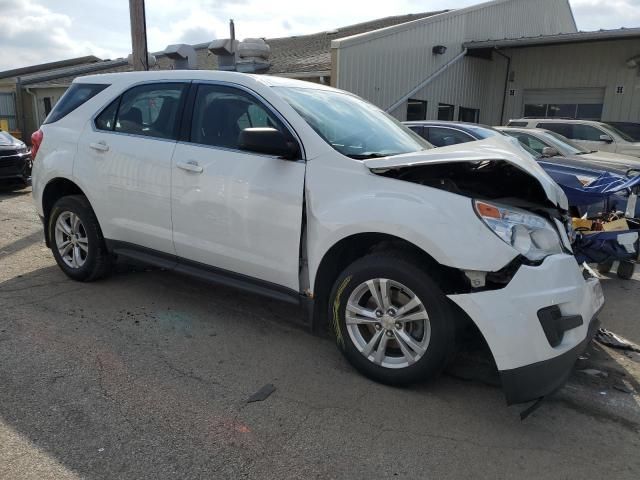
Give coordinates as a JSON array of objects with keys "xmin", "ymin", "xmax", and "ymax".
[{"xmin": 523, "ymin": 88, "xmax": 605, "ymax": 120}]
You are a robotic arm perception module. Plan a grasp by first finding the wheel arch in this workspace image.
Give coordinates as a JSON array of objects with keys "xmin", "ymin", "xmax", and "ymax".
[
  {"xmin": 41, "ymin": 177, "xmax": 89, "ymax": 246},
  {"xmin": 310, "ymin": 232, "xmax": 471, "ymax": 334}
]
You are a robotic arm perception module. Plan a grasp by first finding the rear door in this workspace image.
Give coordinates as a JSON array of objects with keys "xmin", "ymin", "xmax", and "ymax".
[
  {"xmin": 170, "ymin": 82, "xmax": 305, "ymax": 290},
  {"xmin": 76, "ymin": 81, "xmax": 189, "ymax": 253}
]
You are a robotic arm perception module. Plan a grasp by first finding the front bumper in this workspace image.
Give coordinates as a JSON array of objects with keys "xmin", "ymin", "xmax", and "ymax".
[
  {"xmin": 500, "ymin": 315, "xmax": 600, "ymax": 404},
  {"xmin": 448, "ymin": 254, "xmax": 605, "ymax": 404},
  {"xmin": 0, "ymin": 152, "xmax": 32, "ymax": 181}
]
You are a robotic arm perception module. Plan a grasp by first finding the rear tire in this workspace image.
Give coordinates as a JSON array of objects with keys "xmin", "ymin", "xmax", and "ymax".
[
  {"xmin": 329, "ymin": 251, "xmax": 456, "ymax": 386},
  {"xmin": 48, "ymin": 195, "xmax": 112, "ymax": 281},
  {"xmin": 617, "ymin": 261, "xmax": 635, "ymax": 280}
]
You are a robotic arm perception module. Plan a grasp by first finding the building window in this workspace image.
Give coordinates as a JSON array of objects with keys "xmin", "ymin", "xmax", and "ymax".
[
  {"xmin": 523, "ymin": 103, "xmax": 603, "ymax": 121},
  {"xmin": 0, "ymin": 92, "xmax": 17, "ymax": 131},
  {"xmin": 458, "ymin": 107, "xmax": 479, "ymax": 123},
  {"xmin": 437, "ymin": 103, "xmax": 455, "ymax": 121},
  {"xmin": 406, "ymin": 99, "xmax": 427, "ymax": 121},
  {"xmin": 43, "ymin": 97, "xmax": 53, "ymax": 116}
]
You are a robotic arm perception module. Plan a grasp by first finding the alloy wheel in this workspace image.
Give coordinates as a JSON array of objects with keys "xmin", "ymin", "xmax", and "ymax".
[
  {"xmin": 54, "ymin": 211, "xmax": 89, "ymax": 269},
  {"xmin": 345, "ymin": 278, "xmax": 431, "ymax": 369}
]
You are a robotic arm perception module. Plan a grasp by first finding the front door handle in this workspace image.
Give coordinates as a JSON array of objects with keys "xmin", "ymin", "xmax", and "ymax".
[
  {"xmin": 90, "ymin": 141, "xmax": 109, "ymax": 152},
  {"xmin": 176, "ymin": 160, "xmax": 203, "ymax": 174}
]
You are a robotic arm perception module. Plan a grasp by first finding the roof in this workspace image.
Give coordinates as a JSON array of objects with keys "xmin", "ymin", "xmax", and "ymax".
[
  {"xmin": 464, "ymin": 27, "xmax": 640, "ymax": 49},
  {"xmin": 0, "ymin": 55, "xmax": 100, "ymax": 81},
  {"xmin": 259, "ymin": 11, "xmax": 446, "ymax": 74},
  {"xmin": 15, "ymin": 11, "xmax": 446, "ymax": 87}
]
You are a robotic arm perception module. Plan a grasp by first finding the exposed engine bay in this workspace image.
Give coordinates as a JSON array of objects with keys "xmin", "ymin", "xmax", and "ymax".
[{"xmin": 377, "ymin": 160, "xmax": 559, "ymax": 213}]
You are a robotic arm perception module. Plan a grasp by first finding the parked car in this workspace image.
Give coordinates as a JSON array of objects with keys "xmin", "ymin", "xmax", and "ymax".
[
  {"xmin": 32, "ymin": 71, "xmax": 604, "ymax": 405},
  {"xmin": 496, "ymin": 126, "xmax": 640, "ymax": 171},
  {"xmin": 403, "ymin": 120, "xmax": 504, "ymax": 146},
  {"xmin": 0, "ymin": 129, "xmax": 31, "ymax": 186},
  {"xmin": 506, "ymin": 118, "xmax": 640, "ymax": 158},
  {"xmin": 606, "ymin": 122, "xmax": 640, "ymax": 142}
]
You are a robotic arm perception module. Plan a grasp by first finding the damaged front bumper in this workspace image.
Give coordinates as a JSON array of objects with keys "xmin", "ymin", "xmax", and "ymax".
[{"xmin": 448, "ymin": 254, "xmax": 605, "ymax": 405}]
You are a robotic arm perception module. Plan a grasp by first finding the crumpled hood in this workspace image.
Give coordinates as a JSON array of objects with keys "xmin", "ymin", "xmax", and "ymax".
[{"xmin": 364, "ymin": 136, "xmax": 569, "ymax": 210}]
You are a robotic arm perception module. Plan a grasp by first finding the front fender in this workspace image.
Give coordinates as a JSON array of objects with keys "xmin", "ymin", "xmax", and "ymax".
[{"xmin": 305, "ymin": 158, "xmax": 519, "ymax": 291}]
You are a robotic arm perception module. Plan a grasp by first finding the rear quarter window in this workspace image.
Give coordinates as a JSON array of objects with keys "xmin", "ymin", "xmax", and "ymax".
[
  {"xmin": 43, "ymin": 83, "xmax": 109, "ymax": 125},
  {"xmin": 507, "ymin": 121, "xmax": 528, "ymax": 127}
]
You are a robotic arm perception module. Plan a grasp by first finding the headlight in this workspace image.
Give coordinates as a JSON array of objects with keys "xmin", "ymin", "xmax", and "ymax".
[{"xmin": 474, "ymin": 200, "xmax": 564, "ymax": 261}]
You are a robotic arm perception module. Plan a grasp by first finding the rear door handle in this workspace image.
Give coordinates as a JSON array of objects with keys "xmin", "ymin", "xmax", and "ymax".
[
  {"xmin": 176, "ymin": 160, "xmax": 203, "ymax": 174},
  {"xmin": 89, "ymin": 141, "xmax": 109, "ymax": 152}
]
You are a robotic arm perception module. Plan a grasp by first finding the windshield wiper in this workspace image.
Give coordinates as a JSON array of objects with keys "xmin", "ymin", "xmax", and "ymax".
[
  {"xmin": 346, "ymin": 153, "xmax": 390, "ymax": 160},
  {"xmin": 575, "ymin": 150, "xmax": 597, "ymax": 155}
]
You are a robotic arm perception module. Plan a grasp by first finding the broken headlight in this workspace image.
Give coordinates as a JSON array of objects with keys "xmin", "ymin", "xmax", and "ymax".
[{"xmin": 474, "ymin": 200, "xmax": 563, "ymax": 262}]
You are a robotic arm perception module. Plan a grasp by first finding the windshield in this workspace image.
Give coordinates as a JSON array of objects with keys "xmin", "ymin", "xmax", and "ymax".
[
  {"xmin": 540, "ymin": 131, "xmax": 590, "ymax": 155},
  {"xmin": 273, "ymin": 87, "xmax": 431, "ymax": 159},
  {"xmin": 602, "ymin": 123, "xmax": 635, "ymax": 143}
]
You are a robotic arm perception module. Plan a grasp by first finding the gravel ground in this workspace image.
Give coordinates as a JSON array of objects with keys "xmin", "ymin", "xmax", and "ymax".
[{"xmin": 1, "ymin": 185, "xmax": 639, "ymax": 480}]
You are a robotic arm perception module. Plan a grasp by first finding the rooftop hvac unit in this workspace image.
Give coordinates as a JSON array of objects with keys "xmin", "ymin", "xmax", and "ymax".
[{"xmin": 208, "ymin": 20, "xmax": 271, "ymax": 73}]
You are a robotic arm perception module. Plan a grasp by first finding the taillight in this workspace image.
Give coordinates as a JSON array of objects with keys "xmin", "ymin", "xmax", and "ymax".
[{"xmin": 31, "ymin": 129, "xmax": 43, "ymax": 160}]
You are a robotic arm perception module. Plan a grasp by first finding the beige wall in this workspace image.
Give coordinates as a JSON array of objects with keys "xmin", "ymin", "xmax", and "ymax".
[
  {"xmin": 332, "ymin": 0, "xmax": 576, "ymax": 121},
  {"xmin": 500, "ymin": 39, "xmax": 640, "ymax": 123}
]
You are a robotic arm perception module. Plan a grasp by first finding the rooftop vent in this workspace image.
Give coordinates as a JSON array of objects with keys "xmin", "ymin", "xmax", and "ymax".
[{"xmin": 163, "ymin": 44, "xmax": 198, "ymax": 69}]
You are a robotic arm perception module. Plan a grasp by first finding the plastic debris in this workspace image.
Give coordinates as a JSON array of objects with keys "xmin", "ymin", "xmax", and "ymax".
[
  {"xmin": 596, "ymin": 328, "xmax": 640, "ymax": 353},
  {"xmin": 246, "ymin": 383, "xmax": 276, "ymax": 403}
]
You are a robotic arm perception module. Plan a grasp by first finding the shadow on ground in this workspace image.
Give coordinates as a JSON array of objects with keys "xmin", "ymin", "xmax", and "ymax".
[{"xmin": 1, "ymin": 264, "xmax": 639, "ymax": 479}]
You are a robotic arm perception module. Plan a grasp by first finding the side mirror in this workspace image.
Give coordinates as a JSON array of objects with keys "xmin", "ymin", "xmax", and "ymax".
[
  {"xmin": 541, "ymin": 146, "xmax": 559, "ymax": 157},
  {"xmin": 599, "ymin": 134, "xmax": 613, "ymax": 143},
  {"xmin": 238, "ymin": 128, "xmax": 299, "ymax": 159}
]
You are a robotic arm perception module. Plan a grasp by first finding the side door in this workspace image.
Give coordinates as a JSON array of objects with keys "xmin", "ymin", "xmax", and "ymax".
[
  {"xmin": 170, "ymin": 83, "xmax": 305, "ymax": 290},
  {"xmin": 77, "ymin": 82, "xmax": 189, "ymax": 254},
  {"xmin": 77, "ymin": 82, "xmax": 188, "ymax": 254}
]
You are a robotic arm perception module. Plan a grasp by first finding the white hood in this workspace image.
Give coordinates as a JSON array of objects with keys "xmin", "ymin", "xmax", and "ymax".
[
  {"xmin": 363, "ymin": 136, "xmax": 569, "ymax": 210},
  {"xmin": 581, "ymin": 150, "xmax": 640, "ymax": 168}
]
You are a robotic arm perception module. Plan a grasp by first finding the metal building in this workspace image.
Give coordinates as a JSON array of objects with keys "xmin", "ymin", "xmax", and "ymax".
[{"xmin": 1, "ymin": 0, "xmax": 638, "ymax": 142}]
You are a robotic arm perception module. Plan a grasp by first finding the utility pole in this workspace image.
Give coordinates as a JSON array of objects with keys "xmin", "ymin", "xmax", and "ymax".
[{"xmin": 129, "ymin": 0, "xmax": 149, "ymax": 71}]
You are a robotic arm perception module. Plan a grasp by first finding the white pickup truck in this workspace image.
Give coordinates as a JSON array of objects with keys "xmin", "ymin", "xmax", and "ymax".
[{"xmin": 31, "ymin": 70, "xmax": 604, "ymax": 405}]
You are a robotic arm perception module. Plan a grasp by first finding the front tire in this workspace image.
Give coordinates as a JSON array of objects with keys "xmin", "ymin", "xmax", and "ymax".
[
  {"xmin": 617, "ymin": 261, "xmax": 635, "ymax": 280},
  {"xmin": 329, "ymin": 251, "xmax": 455, "ymax": 386},
  {"xmin": 48, "ymin": 195, "xmax": 112, "ymax": 281}
]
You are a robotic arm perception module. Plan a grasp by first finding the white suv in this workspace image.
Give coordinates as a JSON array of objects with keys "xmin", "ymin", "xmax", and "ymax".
[
  {"xmin": 32, "ymin": 71, "xmax": 604, "ymax": 405},
  {"xmin": 507, "ymin": 118, "xmax": 640, "ymax": 157}
]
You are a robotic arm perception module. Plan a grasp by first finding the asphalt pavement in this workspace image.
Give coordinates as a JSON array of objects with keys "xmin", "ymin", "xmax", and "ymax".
[{"xmin": 1, "ymin": 185, "xmax": 639, "ymax": 479}]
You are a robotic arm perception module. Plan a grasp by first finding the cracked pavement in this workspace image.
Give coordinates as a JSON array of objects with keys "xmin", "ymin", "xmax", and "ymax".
[{"xmin": 1, "ymin": 185, "xmax": 639, "ymax": 479}]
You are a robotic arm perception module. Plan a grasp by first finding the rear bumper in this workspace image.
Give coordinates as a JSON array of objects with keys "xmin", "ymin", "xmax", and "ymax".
[{"xmin": 448, "ymin": 254, "xmax": 605, "ymax": 404}]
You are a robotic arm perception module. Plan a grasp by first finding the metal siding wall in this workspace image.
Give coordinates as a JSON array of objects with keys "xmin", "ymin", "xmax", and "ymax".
[
  {"xmin": 502, "ymin": 39, "xmax": 640, "ymax": 122},
  {"xmin": 334, "ymin": 0, "xmax": 576, "ymax": 120}
]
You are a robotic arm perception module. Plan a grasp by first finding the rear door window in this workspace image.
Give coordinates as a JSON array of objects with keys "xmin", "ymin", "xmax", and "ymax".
[
  {"xmin": 536, "ymin": 122, "xmax": 572, "ymax": 138},
  {"xmin": 428, "ymin": 127, "xmax": 474, "ymax": 147},
  {"xmin": 43, "ymin": 83, "xmax": 109, "ymax": 124},
  {"xmin": 107, "ymin": 83, "xmax": 187, "ymax": 140}
]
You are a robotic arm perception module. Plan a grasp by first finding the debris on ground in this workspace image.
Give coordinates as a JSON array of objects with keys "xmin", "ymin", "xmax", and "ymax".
[
  {"xmin": 246, "ymin": 383, "xmax": 276, "ymax": 403},
  {"xmin": 578, "ymin": 368, "xmax": 608, "ymax": 378},
  {"xmin": 596, "ymin": 328, "xmax": 640, "ymax": 353}
]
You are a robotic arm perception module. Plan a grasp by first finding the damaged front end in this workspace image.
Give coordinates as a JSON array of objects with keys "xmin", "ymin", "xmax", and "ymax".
[
  {"xmin": 365, "ymin": 138, "xmax": 605, "ymax": 405},
  {"xmin": 366, "ymin": 139, "xmax": 575, "ymax": 290}
]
